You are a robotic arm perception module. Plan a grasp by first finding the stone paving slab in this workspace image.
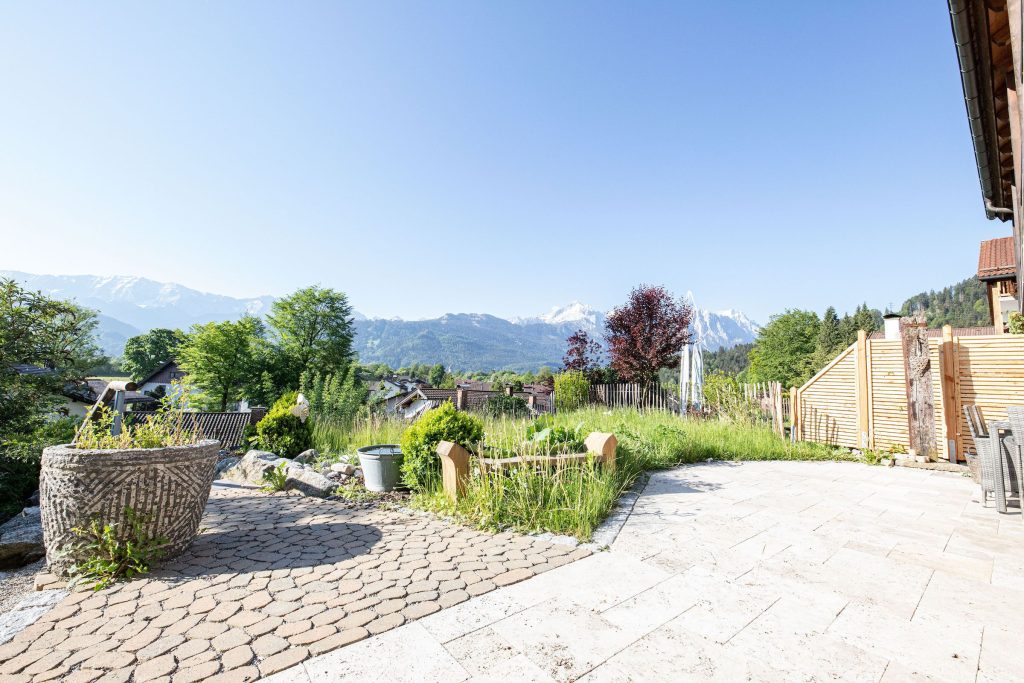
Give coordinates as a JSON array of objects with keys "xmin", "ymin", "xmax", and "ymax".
[
  {"xmin": 0, "ymin": 485, "xmax": 590, "ymax": 682},
  {"xmin": 262, "ymin": 461, "xmax": 1024, "ymax": 682}
]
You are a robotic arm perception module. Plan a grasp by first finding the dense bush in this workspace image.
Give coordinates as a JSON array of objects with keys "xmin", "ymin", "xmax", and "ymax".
[
  {"xmin": 554, "ymin": 371, "xmax": 589, "ymax": 412},
  {"xmin": 483, "ymin": 394, "xmax": 530, "ymax": 418},
  {"xmin": 400, "ymin": 402, "xmax": 483, "ymax": 491},
  {"xmin": 0, "ymin": 417, "xmax": 79, "ymax": 522},
  {"xmin": 252, "ymin": 391, "xmax": 313, "ymax": 458}
]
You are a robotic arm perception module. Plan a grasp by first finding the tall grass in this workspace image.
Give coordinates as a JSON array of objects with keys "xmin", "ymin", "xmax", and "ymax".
[
  {"xmin": 311, "ymin": 415, "xmax": 407, "ymax": 461},
  {"xmin": 310, "ymin": 407, "xmax": 859, "ymax": 540}
]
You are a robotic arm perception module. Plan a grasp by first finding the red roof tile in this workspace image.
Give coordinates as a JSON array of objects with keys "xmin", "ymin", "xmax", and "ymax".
[{"xmin": 978, "ymin": 237, "xmax": 1017, "ymax": 280}]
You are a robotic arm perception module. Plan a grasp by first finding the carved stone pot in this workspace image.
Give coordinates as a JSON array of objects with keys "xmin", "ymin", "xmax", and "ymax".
[{"xmin": 40, "ymin": 439, "xmax": 220, "ymax": 574}]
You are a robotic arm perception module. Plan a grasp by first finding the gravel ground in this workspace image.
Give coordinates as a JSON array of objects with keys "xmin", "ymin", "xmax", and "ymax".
[{"xmin": 0, "ymin": 558, "xmax": 44, "ymax": 615}]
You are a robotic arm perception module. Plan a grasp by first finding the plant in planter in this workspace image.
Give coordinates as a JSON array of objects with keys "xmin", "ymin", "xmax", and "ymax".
[{"xmin": 40, "ymin": 383, "xmax": 220, "ymax": 576}]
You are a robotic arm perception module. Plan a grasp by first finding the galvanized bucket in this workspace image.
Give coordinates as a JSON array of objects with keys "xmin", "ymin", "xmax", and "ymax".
[{"xmin": 357, "ymin": 445, "xmax": 404, "ymax": 492}]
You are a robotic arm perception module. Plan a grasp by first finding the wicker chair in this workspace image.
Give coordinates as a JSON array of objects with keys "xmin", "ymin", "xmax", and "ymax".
[
  {"xmin": 964, "ymin": 405, "xmax": 997, "ymax": 506},
  {"xmin": 1006, "ymin": 407, "xmax": 1024, "ymax": 514}
]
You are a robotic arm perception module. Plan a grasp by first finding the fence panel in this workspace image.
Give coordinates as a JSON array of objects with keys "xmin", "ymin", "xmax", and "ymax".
[
  {"xmin": 795, "ymin": 330, "xmax": 1023, "ymax": 461},
  {"xmin": 797, "ymin": 345, "xmax": 859, "ymax": 447},
  {"xmin": 589, "ymin": 383, "xmax": 680, "ymax": 412}
]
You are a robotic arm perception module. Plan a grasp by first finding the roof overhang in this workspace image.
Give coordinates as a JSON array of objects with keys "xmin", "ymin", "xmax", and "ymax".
[{"xmin": 949, "ymin": 0, "xmax": 1016, "ymax": 220}]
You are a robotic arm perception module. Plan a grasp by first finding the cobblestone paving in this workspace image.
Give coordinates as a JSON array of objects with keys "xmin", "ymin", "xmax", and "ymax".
[{"xmin": 0, "ymin": 486, "xmax": 590, "ymax": 682}]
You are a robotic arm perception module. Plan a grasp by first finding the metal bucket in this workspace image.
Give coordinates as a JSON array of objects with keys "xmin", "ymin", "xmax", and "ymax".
[{"xmin": 357, "ymin": 445, "xmax": 404, "ymax": 492}]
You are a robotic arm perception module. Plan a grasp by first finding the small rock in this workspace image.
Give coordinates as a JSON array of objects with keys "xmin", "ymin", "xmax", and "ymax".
[
  {"xmin": 294, "ymin": 449, "xmax": 319, "ymax": 464},
  {"xmin": 214, "ymin": 457, "xmax": 241, "ymax": 479},
  {"xmin": 353, "ymin": 468, "xmax": 363, "ymax": 479},
  {"xmin": 330, "ymin": 463, "xmax": 356, "ymax": 476},
  {"xmin": 27, "ymin": 491, "xmax": 39, "ymax": 506},
  {"xmin": 0, "ymin": 507, "xmax": 44, "ymax": 569},
  {"xmin": 284, "ymin": 465, "xmax": 337, "ymax": 498},
  {"xmin": 231, "ymin": 450, "xmax": 284, "ymax": 483}
]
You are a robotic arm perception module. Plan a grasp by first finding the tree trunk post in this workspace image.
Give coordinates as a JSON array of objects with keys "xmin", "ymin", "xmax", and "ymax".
[{"xmin": 900, "ymin": 316, "xmax": 936, "ymax": 461}]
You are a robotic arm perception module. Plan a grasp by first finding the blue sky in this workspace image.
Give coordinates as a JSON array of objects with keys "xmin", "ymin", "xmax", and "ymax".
[{"xmin": 0, "ymin": 2, "xmax": 1003, "ymax": 323}]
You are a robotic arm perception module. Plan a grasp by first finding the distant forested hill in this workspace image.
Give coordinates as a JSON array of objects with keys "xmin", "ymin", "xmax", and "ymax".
[
  {"xmin": 899, "ymin": 276, "xmax": 990, "ymax": 328},
  {"xmin": 705, "ymin": 342, "xmax": 754, "ymax": 376}
]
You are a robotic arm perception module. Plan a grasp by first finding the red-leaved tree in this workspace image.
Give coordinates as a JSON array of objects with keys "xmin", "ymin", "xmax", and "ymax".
[
  {"xmin": 605, "ymin": 285, "xmax": 691, "ymax": 384},
  {"xmin": 563, "ymin": 329, "xmax": 603, "ymax": 377}
]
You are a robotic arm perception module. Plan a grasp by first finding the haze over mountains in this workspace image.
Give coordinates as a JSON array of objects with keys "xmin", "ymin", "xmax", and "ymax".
[{"xmin": 1, "ymin": 272, "xmax": 760, "ymax": 372}]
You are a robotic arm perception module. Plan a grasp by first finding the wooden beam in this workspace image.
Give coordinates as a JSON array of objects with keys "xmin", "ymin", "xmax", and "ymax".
[
  {"xmin": 856, "ymin": 330, "xmax": 870, "ymax": 449},
  {"xmin": 990, "ymin": 281, "xmax": 1005, "ymax": 333},
  {"xmin": 940, "ymin": 325, "xmax": 960, "ymax": 463}
]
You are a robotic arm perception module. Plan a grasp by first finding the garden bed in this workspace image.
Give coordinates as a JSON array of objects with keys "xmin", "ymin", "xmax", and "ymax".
[{"xmin": 311, "ymin": 407, "xmax": 861, "ymax": 541}]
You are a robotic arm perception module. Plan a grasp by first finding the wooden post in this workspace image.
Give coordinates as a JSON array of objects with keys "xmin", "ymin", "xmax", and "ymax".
[
  {"xmin": 952, "ymin": 332, "xmax": 964, "ymax": 462},
  {"xmin": 989, "ymin": 282, "xmax": 1005, "ymax": 333},
  {"xmin": 773, "ymin": 382, "xmax": 784, "ymax": 437},
  {"xmin": 436, "ymin": 441, "xmax": 470, "ymax": 501},
  {"xmin": 584, "ymin": 432, "xmax": 617, "ymax": 471},
  {"xmin": 900, "ymin": 317, "xmax": 937, "ymax": 461},
  {"xmin": 855, "ymin": 330, "xmax": 870, "ymax": 449},
  {"xmin": 790, "ymin": 386, "xmax": 799, "ymax": 441},
  {"xmin": 940, "ymin": 325, "xmax": 959, "ymax": 463}
]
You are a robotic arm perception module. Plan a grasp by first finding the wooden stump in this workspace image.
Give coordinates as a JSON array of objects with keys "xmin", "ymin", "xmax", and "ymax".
[{"xmin": 436, "ymin": 441, "xmax": 471, "ymax": 502}]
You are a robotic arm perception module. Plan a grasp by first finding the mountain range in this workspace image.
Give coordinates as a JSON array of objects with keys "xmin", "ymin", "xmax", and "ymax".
[{"xmin": 1, "ymin": 272, "xmax": 760, "ymax": 372}]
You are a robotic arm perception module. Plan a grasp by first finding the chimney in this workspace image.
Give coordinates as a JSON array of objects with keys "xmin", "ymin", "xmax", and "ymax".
[
  {"xmin": 455, "ymin": 388, "xmax": 467, "ymax": 410},
  {"xmin": 505, "ymin": 386, "xmax": 514, "ymax": 397},
  {"xmin": 883, "ymin": 313, "xmax": 901, "ymax": 340}
]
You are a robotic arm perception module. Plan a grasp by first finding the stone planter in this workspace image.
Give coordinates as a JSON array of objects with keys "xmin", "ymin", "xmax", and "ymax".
[{"xmin": 40, "ymin": 439, "xmax": 220, "ymax": 574}]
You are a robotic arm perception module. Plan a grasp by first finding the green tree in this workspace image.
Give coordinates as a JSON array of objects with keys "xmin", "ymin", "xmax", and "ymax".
[
  {"xmin": 0, "ymin": 279, "xmax": 100, "ymax": 437},
  {"xmin": 121, "ymin": 328, "xmax": 185, "ymax": 382},
  {"xmin": 813, "ymin": 307, "xmax": 845, "ymax": 370},
  {"xmin": 554, "ymin": 371, "xmax": 590, "ymax": 412},
  {"xmin": 267, "ymin": 286, "xmax": 355, "ymax": 389},
  {"xmin": 178, "ymin": 316, "xmax": 263, "ymax": 411},
  {"xmin": 427, "ymin": 363, "xmax": 447, "ymax": 387},
  {"xmin": 747, "ymin": 310, "xmax": 820, "ymax": 388}
]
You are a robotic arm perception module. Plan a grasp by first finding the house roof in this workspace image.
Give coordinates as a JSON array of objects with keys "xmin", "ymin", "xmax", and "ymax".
[
  {"xmin": 977, "ymin": 237, "xmax": 1017, "ymax": 281},
  {"xmin": 396, "ymin": 388, "xmax": 457, "ymax": 408},
  {"xmin": 10, "ymin": 363, "xmax": 54, "ymax": 377},
  {"xmin": 948, "ymin": 0, "xmax": 1017, "ymax": 219},
  {"xmin": 137, "ymin": 359, "xmax": 180, "ymax": 386},
  {"xmin": 127, "ymin": 411, "xmax": 252, "ymax": 450}
]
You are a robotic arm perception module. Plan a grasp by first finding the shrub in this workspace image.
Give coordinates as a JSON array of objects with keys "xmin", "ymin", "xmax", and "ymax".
[
  {"xmin": 400, "ymin": 402, "xmax": 483, "ymax": 491},
  {"xmin": 483, "ymin": 394, "xmax": 530, "ymax": 418},
  {"xmin": 1010, "ymin": 312, "xmax": 1024, "ymax": 335},
  {"xmin": 1, "ymin": 417, "xmax": 79, "ymax": 522},
  {"xmin": 252, "ymin": 391, "xmax": 313, "ymax": 458},
  {"xmin": 554, "ymin": 371, "xmax": 589, "ymax": 412}
]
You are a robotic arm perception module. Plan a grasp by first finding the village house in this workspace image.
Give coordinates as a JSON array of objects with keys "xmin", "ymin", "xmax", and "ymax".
[
  {"xmin": 136, "ymin": 359, "xmax": 187, "ymax": 397},
  {"xmin": 949, "ymin": 0, "xmax": 1024, "ymax": 317},
  {"xmin": 978, "ymin": 235, "xmax": 1019, "ymax": 330}
]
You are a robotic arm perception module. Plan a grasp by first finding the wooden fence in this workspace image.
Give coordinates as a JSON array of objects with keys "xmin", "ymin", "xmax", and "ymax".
[
  {"xmin": 793, "ymin": 329, "xmax": 1024, "ymax": 461},
  {"xmin": 742, "ymin": 382, "xmax": 790, "ymax": 436},
  {"xmin": 589, "ymin": 383, "xmax": 681, "ymax": 412}
]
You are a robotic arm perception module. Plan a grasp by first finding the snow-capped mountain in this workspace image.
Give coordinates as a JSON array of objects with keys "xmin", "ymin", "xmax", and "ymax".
[
  {"xmin": 690, "ymin": 307, "xmax": 761, "ymax": 350},
  {"xmin": 1, "ymin": 271, "xmax": 277, "ymax": 334},
  {"xmin": 514, "ymin": 301, "xmax": 759, "ymax": 351},
  {"xmin": 2, "ymin": 272, "xmax": 759, "ymax": 368},
  {"xmin": 1, "ymin": 271, "xmax": 277, "ymax": 354},
  {"xmin": 515, "ymin": 301, "xmax": 603, "ymax": 329}
]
